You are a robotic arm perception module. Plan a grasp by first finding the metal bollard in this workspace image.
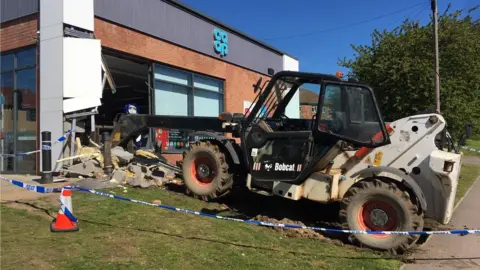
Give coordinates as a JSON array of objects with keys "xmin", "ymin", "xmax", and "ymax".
[
  {"xmin": 101, "ymin": 132, "xmax": 109, "ymax": 145},
  {"xmin": 103, "ymin": 133, "xmax": 113, "ymax": 175},
  {"xmin": 40, "ymin": 131, "xmax": 53, "ymax": 183}
]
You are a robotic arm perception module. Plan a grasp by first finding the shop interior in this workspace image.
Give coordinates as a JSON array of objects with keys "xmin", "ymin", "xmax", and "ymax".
[{"xmin": 99, "ymin": 53, "xmax": 150, "ymax": 123}]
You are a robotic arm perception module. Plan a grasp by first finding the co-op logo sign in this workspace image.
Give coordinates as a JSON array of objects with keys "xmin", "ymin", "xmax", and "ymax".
[{"xmin": 213, "ymin": 28, "xmax": 228, "ymax": 57}]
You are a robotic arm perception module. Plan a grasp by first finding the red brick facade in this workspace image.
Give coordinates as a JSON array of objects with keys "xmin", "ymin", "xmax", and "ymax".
[
  {"xmin": 0, "ymin": 14, "xmax": 37, "ymax": 52},
  {"xmin": 300, "ymin": 104, "xmax": 315, "ymax": 119},
  {"xmin": 95, "ymin": 18, "xmax": 270, "ymax": 114},
  {"xmin": 94, "ymin": 18, "xmax": 272, "ymax": 164},
  {"xmin": 1, "ymin": 16, "xmax": 279, "ymax": 166}
]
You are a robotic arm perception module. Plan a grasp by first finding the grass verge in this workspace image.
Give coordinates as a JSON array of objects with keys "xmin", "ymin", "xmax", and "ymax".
[
  {"xmin": 462, "ymin": 139, "xmax": 480, "ymax": 157},
  {"xmin": 2, "ymin": 163, "xmax": 477, "ymax": 270},
  {"xmin": 456, "ymin": 163, "xmax": 480, "ymax": 205},
  {"xmin": 1, "ymin": 186, "xmax": 400, "ymax": 270}
]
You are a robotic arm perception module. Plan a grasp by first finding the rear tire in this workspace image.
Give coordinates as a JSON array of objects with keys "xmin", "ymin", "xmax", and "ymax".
[
  {"xmin": 339, "ymin": 178, "xmax": 424, "ymax": 254},
  {"xmin": 182, "ymin": 141, "xmax": 234, "ymax": 201}
]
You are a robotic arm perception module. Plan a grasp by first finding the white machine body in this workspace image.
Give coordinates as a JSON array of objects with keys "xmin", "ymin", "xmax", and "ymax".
[{"xmin": 246, "ymin": 113, "xmax": 462, "ymax": 225}]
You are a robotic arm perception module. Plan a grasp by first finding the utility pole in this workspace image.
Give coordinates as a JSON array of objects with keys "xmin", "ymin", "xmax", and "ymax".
[{"xmin": 431, "ymin": 0, "xmax": 441, "ymax": 113}]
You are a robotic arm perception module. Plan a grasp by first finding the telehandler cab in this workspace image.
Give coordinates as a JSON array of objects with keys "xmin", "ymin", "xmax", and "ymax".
[{"xmin": 109, "ymin": 71, "xmax": 468, "ymax": 254}]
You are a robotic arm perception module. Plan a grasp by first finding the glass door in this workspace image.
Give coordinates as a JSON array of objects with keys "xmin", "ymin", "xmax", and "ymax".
[{"xmin": 0, "ymin": 46, "xmax": 37, "ymax": 173}]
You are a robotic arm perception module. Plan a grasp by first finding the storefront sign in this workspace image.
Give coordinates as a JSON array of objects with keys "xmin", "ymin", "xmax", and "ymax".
[
  {"xmin": 155, "ymin": 129, "xmax": 189, "ymax": 152},
  {"xmin": 155, "ymin": 128, "xmax": 218, "ymax": 153},
  {"xmin": 213, "ymin": 28, "xmax": 228, "ymax": 57}
]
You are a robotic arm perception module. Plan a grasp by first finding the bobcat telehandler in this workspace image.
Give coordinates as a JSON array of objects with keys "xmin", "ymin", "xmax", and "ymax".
[{"xmin": 108, "ymin": 71, "xmax": 471, "ymax": 254}]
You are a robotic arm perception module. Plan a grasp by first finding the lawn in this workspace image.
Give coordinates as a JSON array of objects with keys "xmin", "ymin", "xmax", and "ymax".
[
  {"xmin": 1, "ymin": 163, "xmax": 478, "ymax": 270},
  {"xmin": 462, "ymin": 139, "xmax": 480, "ymax": 157},
  {"xmin": 0, "ymin": 185, "xmax": 400, "ymax": 270},
  {"xmin": 456, "ymin": 163, "xmax": 480, "ymax": 205}
]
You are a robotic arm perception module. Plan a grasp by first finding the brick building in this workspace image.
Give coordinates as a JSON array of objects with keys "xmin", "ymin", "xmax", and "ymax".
[
  {"xmin": 0, "ymin": 0, "xmax": 299, "ymax": 173},
  {"xmin": 299, "ymin": 88, "xmax": 320, "ymax": 119},
  {"xmin": 299, "ymin": 87, "xmax": 334, "ymax": 120}
]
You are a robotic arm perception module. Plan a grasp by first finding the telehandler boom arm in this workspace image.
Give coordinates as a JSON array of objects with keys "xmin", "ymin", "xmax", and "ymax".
[{"xmin": 110, "ymin": 114, "xmax": 228, "ymax": 149}]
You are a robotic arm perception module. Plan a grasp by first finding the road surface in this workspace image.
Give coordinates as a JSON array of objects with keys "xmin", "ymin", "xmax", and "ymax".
[{"xmin": 402, "ymin": 176, "xmax": 480, "ymax": 269}]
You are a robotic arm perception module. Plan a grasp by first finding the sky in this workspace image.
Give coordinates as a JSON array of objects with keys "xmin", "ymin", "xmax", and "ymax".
[{"xmin": 180, "ymin": 0, "xmax": 479, "ymax": 77}]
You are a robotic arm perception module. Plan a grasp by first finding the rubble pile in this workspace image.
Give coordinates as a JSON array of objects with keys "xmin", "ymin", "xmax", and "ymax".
[
  {"xmin": 252, "ymin": 215, "xmax": 329, "ymax": 241},
  {"xmin": 60, "ymin": 139, "xmax": 182, "ymax": 188}
]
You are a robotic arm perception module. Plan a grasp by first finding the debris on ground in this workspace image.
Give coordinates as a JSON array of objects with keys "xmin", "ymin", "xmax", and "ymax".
[
  {"xmin": 60, "ymin": 138, "xmax": 183, "ymax": 189},
  {"xmin": 252, "ymin": 215, "xmax": 343, "ymax": 245}
]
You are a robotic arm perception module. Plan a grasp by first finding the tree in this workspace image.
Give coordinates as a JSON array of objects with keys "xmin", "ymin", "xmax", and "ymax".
[{"xmin": 339, "ymin": 5, "xmax": 480, "ymax": 138}]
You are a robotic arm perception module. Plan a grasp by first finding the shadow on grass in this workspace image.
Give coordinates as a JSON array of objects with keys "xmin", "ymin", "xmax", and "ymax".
[
  {"xmin": 166, "ymin": 183, "xmax": 435, "ymax": 246},
  {"xmin": 3, "ymin": 199, "xmax": 401, "ymax": 262},
  {"xmin": 3, "ymin": 200, "xmax": 56, "ymax": 218},
  {"xmin": 166, "ymin": 183, "xmax": 342, "ymax": 225},
  {"xmin": 79, "ymin": 218, "xmax": 402, "ymax": 261}
]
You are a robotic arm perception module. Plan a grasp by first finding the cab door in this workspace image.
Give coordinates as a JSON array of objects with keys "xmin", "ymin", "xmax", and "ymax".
[
  {"xmin": 245, "ymin": 119, "xmax": 312, "ymax": 181},
  {"xmin": 316, "ymin": 82, "xmax": 390, "ymax": 147},
  {"xmin": 242, "ymin": 75, "xmax": 390, "ymax": 184}
]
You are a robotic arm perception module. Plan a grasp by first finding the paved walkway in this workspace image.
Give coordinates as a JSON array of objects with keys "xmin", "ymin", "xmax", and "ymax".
[
  {"xmin": 402, "ymin": 176, "xmax": 480, "ymax": 270},
  {"xmin": 1, "ymin": 174, "xmax": 121, "ymax": 202},
  {"xmin": 0, "ymin": 174, "xmax": 82, "ymax": 202}
]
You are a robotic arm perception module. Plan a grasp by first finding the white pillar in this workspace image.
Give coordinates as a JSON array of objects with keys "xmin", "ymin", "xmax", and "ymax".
[
  {"xmin": 282, "ymin": 55, "xmax": 300, "ymax": 119},
  {"xmin": 39, "ymin": 0, "xmax": 99, "ymax": 171}
]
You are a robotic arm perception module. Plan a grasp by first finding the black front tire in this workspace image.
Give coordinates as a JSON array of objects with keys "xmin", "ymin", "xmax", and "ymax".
[
  {"xmin": 339, "ymin": 178, "xmax": 424, "ymax": 254},
  {"xmin": 182, "ymin": 141, "xmax": 234, "ymax": 201}
]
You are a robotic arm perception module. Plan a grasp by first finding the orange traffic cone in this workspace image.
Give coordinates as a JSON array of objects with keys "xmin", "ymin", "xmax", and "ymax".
[{"xmin": 50, "ymin": 186, "xmax": 79, "ymax": 232}]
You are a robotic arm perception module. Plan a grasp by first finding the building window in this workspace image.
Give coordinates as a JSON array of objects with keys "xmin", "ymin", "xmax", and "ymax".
[
  {"xmin": 312, "ymin": 105, "xmax": 317, "ymax": 114},
  {"xmin": 153, "ymin": 64, "xmax": 224, "ymax": 152},
  {"xmin": 0, "ymin": 46, "xmax": 37, "ymax": 173}
]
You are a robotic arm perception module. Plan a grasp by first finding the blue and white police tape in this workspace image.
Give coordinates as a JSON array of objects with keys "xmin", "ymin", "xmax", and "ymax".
[
  {"xmin": 2, "ymin": 176, "xmax": 479, "ymax": 236},
  {"xmin": 0, "ymin": 175, "xmax": 62, "ymax": 193},
  {"xmin": 72, "ymin": 186, "xmax": 480, "ymax": 236},
  {"xmin": 0, "ymin": 176, "xmax": 77, "ymax": 221},
  {"xmin": 462, "ymin": 146, "xmax": 480, "ymax": 153},
  {"xmin": 0, "ymin": 130, "xmax": 71, "ymax": 158}
]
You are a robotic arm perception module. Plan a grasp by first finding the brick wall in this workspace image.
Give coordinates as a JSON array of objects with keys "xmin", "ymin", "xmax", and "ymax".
[
  {"xmin": 0, "ymin": 14, "xmax": 37, "ymax": 52},
  {"xmin": 300, "ymin": 104, "xmax": 314, "ymax": 119},
  {"xmin": 95, "ymin": 18, "xmax": 271, "ymax": 165},
  {"xmin": 95, "ymin": 18, "xmax": 269, "ymax": 115}
]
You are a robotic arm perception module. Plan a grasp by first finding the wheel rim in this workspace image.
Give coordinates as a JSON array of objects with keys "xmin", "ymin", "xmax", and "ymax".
[
  {"xmin": 190, "ymin": 154, "xmax": 217, "ymax": 186},
  {"xmin": 358, "ymin": 199, "xmax": 399, "ymax": 237}
]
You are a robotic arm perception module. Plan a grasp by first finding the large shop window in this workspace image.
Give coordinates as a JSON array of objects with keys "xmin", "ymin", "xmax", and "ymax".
[
  {"xmin": 0, "ymin": 46, "xmax": 37, "ymax": 173},
  {"xmin": 154, "ymin": 64, "xmax": 224, "ymax": 153}
]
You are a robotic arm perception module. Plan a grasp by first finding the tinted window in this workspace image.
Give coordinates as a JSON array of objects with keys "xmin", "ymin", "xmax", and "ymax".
[
  {"xmin": 1, "ymin": 54, "xmax": 14, "ymax": 72},
  {"xmin": 17, "ymin": 47, "xmax": 36, "ymax": 68},
  {"xmin": 0, "ymin": 72, "xmax": 14, "ymax": 105},
  {"xmin": 320, "ymin": 84, "xmax": 342, "ymax": 122},
  {"xmin": 153, "ymin": 63, "xmax": 224, "ymax": 153},
  {"xmin": 346, "ymin": 86, "xmax": 379, "ymax": 122},
  {"xmin": 319, "ymin": 84, "xmax": 385, "ymax": 145},
  {"xmin": 16, "ymin": 68, "xmax": 36, "ymax": 109}
]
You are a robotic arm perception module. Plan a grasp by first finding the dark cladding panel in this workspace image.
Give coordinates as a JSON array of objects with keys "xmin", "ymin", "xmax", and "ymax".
[
  {"xmin": 1, "ymin": 0, "xmax": 39, "ymax": 23},
  {"xmin": 94, "ymin": 0, "xmax": 283, "ymax": 75},
  {"xmin": 165, "ymin": 3, "xmax": 192, "ymax": 48}
]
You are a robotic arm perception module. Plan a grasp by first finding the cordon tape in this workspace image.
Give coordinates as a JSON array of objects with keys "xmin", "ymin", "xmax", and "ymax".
[
  {"xmin": 461, "ymin": 146, "xmax": 480, "ymax": 153},
  {"xmin": 1, "ymin": 176, "xmax": 479, "ymax": 236},
  {"xmin": 1, "ymin": 176, "xmax": 77, "ymax": 222},
  {"xmin": 0, "ymin": 130, "xmax": 72, "ymax": 158}
]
